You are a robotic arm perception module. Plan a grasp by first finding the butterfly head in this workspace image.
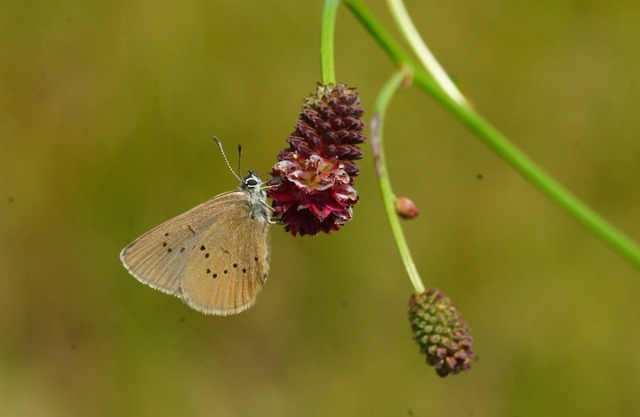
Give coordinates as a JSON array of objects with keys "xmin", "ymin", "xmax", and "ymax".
[
  {"xmin": 242, "ymin": 171, "xmax": 270, "ymax": 222},
  {"xmin": 242, "ymin": 171, "xmax": 262, "ymax": 191}
]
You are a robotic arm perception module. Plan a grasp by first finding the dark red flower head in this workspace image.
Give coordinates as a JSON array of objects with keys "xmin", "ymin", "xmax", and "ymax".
[{"xmin": 269, "ymin": 83, "xmax": 365, "ymax": 236}]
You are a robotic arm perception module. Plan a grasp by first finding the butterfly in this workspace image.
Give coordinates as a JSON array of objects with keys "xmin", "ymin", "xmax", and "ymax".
[{"xmin": 120, "ymin": 138, "xmax": 271, "ymax": 315}]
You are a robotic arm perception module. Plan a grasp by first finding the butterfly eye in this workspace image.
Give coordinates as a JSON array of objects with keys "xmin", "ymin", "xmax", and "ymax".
[{"xmin": 244, "ymin": 176, "xmax": 260, "ymax": 188}]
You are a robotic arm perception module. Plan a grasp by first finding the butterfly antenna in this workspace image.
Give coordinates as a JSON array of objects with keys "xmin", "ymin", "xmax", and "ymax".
[
  {"xmin": 213, "ymin": 136, "xmax": 243, "ymax": 182},
  {"xmin": 237, "ymin": 144, "xmax": 243, "ymax": 178}
]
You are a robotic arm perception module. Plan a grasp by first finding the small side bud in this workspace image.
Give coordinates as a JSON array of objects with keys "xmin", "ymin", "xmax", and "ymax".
[
  {"xmin": 395, "ymin": 196, "xmax": 419, "ymax": 220},
  {"xmin": 408, "ymin": 288, "xmax": 474, "ymax": 377}
]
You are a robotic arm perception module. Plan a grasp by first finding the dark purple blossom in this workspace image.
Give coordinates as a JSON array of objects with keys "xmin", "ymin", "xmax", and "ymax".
[{"xmin": 269, "ymin": 84, "xmax": 365, "ymax": 236}]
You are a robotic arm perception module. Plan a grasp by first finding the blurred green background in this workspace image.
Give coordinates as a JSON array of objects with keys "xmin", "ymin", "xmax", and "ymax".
[{"xmin": 2, "ymin": 0, "xmax": 640, "ymax": 416}]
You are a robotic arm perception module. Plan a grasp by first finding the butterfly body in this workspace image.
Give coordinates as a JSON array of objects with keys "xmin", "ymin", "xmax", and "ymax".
[{"xmin": 120, "ymin": 171, "xmax": 270, "ymax": 316}]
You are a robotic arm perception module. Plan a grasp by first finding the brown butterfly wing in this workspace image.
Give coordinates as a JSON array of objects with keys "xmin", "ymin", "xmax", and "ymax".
[
  {"xmin": 120, "ymin": 191, "xmax": 267, "ymax": 303},
  {"xmin": 179, "ymin": 193, "xmax": 270, "ymax": 315}
]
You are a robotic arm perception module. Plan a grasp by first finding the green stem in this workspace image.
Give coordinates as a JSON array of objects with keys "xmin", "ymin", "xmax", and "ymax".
[
  {"xmin": 372, "ymin": 69, "xmax": 425, "ymax": 293},
  {"xmin": 345, "ymin": 0, "xmax": 640, "ymax": 269},
  {"xmin": 320, "ymin": 0, "xmax": 340, "ymax": 85},
  {"xmin": 385, "ymin": 0, "xmax": 467, "ymax": 106}
]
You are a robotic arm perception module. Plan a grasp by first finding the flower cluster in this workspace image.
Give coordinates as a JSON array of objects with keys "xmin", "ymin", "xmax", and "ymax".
[
  {"xmin": 269, "ymin": 83, "xmax": 365, "ymax": 236},
  {"xmin": 408, "ymin": 288, "xmax": 474, "ymax": 377}
]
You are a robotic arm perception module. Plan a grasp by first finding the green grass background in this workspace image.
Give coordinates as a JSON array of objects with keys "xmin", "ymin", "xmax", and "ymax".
[{"xmin": 2, "ymin": 0, "xmax": 640, "ymax": 416}]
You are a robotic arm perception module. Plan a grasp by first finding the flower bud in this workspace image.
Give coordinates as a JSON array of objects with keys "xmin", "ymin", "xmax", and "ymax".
[
  {"xmin": 409, "ymin": 288, "xmax": 474, "ymax": 377},
  {"xmin": 395, "ymin": 196, "xmax": 419, "ymax": 220}
]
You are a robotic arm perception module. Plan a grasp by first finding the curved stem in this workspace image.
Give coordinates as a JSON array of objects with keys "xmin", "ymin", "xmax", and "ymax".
[
  {"xmin": 372, "ymin": 69, "xmax": 425, "ymax": 293},
  {"xmin": 320, "ymin": 0, "xmax": 340, "ymax": 85},
  {"xmin": 386, "ymin": 0, "xmax": 468, "ymax": 106},
  {"xmin": 345, "ymin": 0, "xmax": 640, "ymax": 269}
]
